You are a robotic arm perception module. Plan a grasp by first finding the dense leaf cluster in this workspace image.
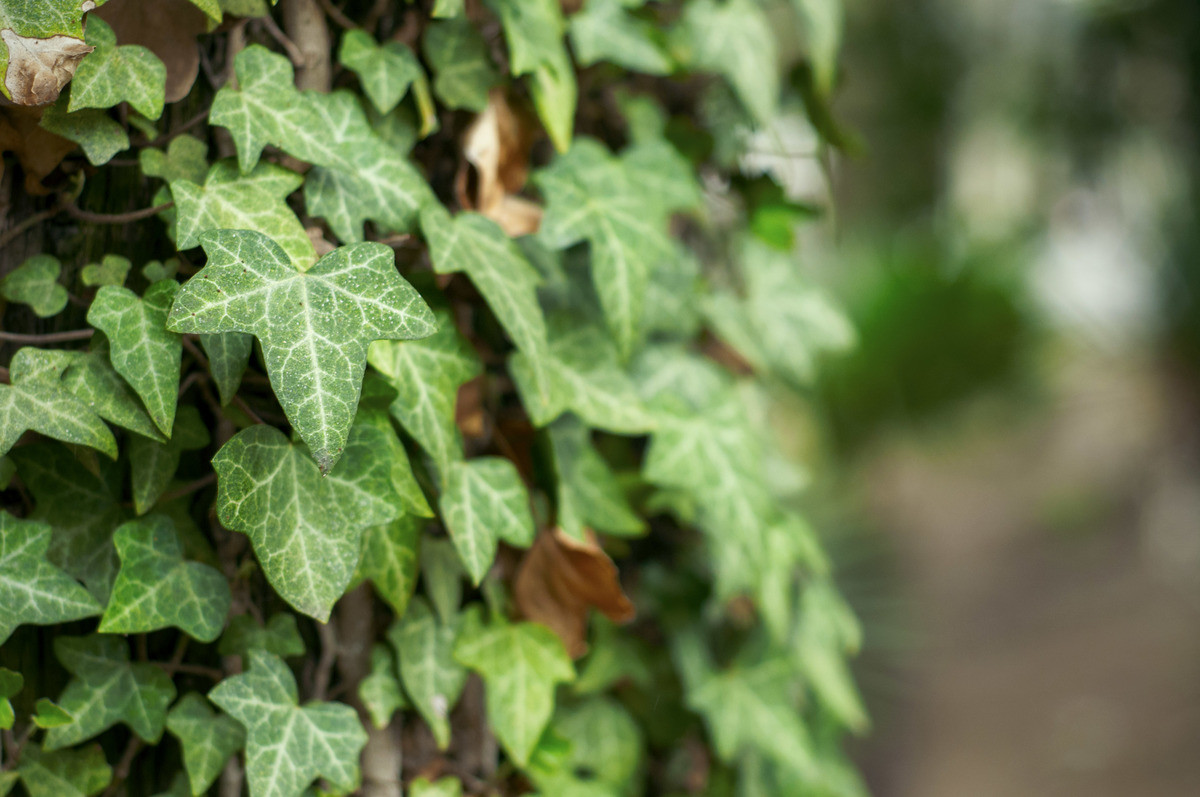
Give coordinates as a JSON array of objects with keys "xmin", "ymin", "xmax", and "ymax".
[{"xmin": 0, "ymin": 1, "xmax": 862, "ymax": 795}]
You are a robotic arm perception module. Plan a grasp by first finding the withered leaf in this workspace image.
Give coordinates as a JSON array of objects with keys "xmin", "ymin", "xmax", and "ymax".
[
  {"xmin": 0, "ymin": 105, "xmax": 77, "ymax": 194},
  {"xmin": 457, "ymin": 89, "xmax": 542, "ymax": 237}
]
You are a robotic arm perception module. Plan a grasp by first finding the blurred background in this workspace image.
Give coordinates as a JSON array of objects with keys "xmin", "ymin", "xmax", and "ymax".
[{"xmin": 782, "ymin": 0, "xmax": 1200, "ymax": 794}]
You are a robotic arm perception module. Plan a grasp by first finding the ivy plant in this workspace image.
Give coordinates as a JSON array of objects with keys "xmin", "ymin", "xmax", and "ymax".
[{"xmin": 0, "ymin": 0, "xmax": 863, "ymax": 795}]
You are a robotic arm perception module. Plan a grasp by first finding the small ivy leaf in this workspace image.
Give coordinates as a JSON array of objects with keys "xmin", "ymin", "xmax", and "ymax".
[
  {"xmin": 0, "ymin": 1, "xmax": 94, "ymax": 106},
  {"xmin": 45, "ymin": 634, "xmax": 177, "ymax": 750},
  {"xmin": 547, "ymin": 416, "xmax": 643, "ymax": 541},
  {"xmin": 32, "ymin": 698, "xmax": 73, "ymax": 729},
  {"xmin": 552, "ymin": 697, "xmax": 643, "ymax": 793},
  {"xmin": 387, "ymin": 597, "xmax": 466, "ymax": 750},
  {"xmin": 410, "ymin": 776, "xmax": 463, "ymax": 797},
  {"xmin": 0, "ymin": 512, "xmax": 101, "ymax": 645},
  {"xmin": 7, "ymin": 442, "xmax": 126, "ymax": 600},
  {"xmin": 142, "ymin": 258, "xmax": 181, "ymax": 282},
  {"xmin": 0, "ymin": 668, "xmax": 22, "ymax": 730},
  {"xmin": 421, "ymin": 18, "xmax": 499, "ymax": 112},
  {"xmin": 338, "ymin": 30, "xmax": 422, "ymax": 115},
  {"xmin": 431, "ymin": 0, "xmax": 463, "ymax": 18},
  {"xmin": 209, "ymin": 650, "xmax": 368, "ymax": 797},
  {"xmin": 171, "ymin": 159, "xmax": 316, "ymax": 269},
  {"xmin": 212, "ymin": 426, "xmax": 371, "ymax": 621},
  {"xmin": 166, "ymin": 693, "xmax": 247, "ymax": 797},
  {"xmin": 572, "ymin": 616, "xmax": 652, "ymax": 696},
  {"xmin": 218, "ymin": 613, "xmax": 305, "ymax": 660},
  {"xmin": 140, "ymin": 133, "xmax": 208, "ymax": 184},
  {"xmin": 439, "ymin": 457, "xmax": 535, "ymax": 585},
  {"xmin": 198, "ymin": 332, "xmax": 253, "ymax": 406},
  {"xmin": 168, "ymin": 229, "xmax": 436, "ymax": 472},
  {"xmin": 330, "ymin": 409, "xmax": 431, "ymax": 527},
  {"xmin": 569, "ymin": 0, "xmax": 672, "ymax": 75},
  {"xmin": 356, "ymin": 515, "xmax": 421, "ymax": 619},
  {"xmin": 358, "ymin": 644, "xmax": 405, "ymax": 729},
  {"xmin": 0, "ymin": 348, "xmax": 117, "ymax": 459},
  {"xmin": 80, "ymin": 254, "xmax": 131, "ymax": 288},
  {"xmin": 15, "ymin": 744, "xmax": 112, "ymax": 797},
  {"xmin": 454, "ymin": 608, "xmax": 576, "ymax": 767},
  {"xmin": 186, "ymin": 0, "xmax": 223, "ymax": 23},
  {"xmin": 68, "ymin": 17, "xmax": 166, "ymax": 120},
  {"xmin": 39, "ymin": 92, "xmax": 129, "ymax": 166},
  {"xmin": 420, "ymin": 537, "xmax": 464, "ymax": 625},
  {"xmin": 128, "ymin": 405, "xmax": 210, "ymax": 515},
  {"xmin": 99, "ymin": 515, "xmax": 231, "ymax": 641},
  {"xmin": 88, "ymin": 280, "xmax": 183, "ymax": 437},
  {"xmin": 60, "ymin": 335, "xmax": 166, "ymax": 443},
  {"xmin": 367, "ymin": 304, "xmax": 482, "ymax": 476},
  {"xmin": 792, "ymin": 579, "xmax": 869, "ymax": 733},
  {"xmin": 1, "ymin": 254, "xmax": 68, "ymax": 316},
  {"xmin": 677, "ymin": 0, "xmax": 778, "ymax": 125}
]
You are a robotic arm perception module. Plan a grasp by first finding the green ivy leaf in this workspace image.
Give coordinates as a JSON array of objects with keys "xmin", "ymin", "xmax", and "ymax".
[
  {"xmin": 218, "ymin": 613, "xmax": 305, "ymax": 659},
  {"xmin": 410, "ymin": 776, "xmax": 463, "ymax": 797},
  {"xmin": 326, "ymin": 409, "xmax": 430, "ymax": 530},
  {"xmin": 552, "ymin": 697, "xmax": 642, "ymax": 792},
  {"xmin": 792, "ymin": 580, "xmax": 868, "ymax": 733},
  {"xmin": 420, "ymin": 537, "xmax": 464, "ymax": 624},
  {"xmin": 169, "ymin": 230, "xmax": 435, "ymax": 472},
  {"xmin": 80, "ymin": 254, "xmax": 131, "ymax": 288},
  {"xmin": 455, "ymin": 609, "xmax": 576, "ymax": 767},
  {"xmin": 59, "ymin": 336, "xmax": 166, "ymax": 442},
  {"xmin": 357, "ymin": 515, "xmax": 421, "ymax": 618},
  {"xmin": 45, "ymin": 635, "xmax": 177, "ymax": 750},
  {"xmin": 15, "ymin": 744, "xmax": 112, "ymax": 797},
  {"xmin": 0, "ymin": 668, "xmax": 22, "ymax": 730},
  {"xmin": 0, "ymin": 513, "xmax": 101, "ymax": 645},
  {"xmin": 791, "ymin": 0, "xmax": 842, "ymax": 96},
  {"xmin": 40, "ymin": 92, "xmax": 129, "ymax": 165},
  {"xmin": 209, "ymin": 651, "xmax": 368, "ymax": 797},
  {"xmin": 431, "ymin": 0, "xmax": 463, "ymax": 17},
  {"xmin": 171, "ymin": 159, "xmax": 317, "ymax": 269},
  {"xmin": 677, "ymin": 0, "xmax": 778, "ymax": 124},
  {"xmin": 338, "ymin": 30, "xmax": 422, "ymax": 115},
  {"xmin": 32, "ymin": 698, "xmax": 73, "ymax": 729},
  {"xmin": 128, "ymin": 405, "xmax": 210, "ymax": 515},
  {"xmin": 198, "ymin": 332, "xmax": 253, "ymax": 406},
  {"xmin": 439, "ymin": 457, "xmax": 535, "ymax": 585},
  {"xmin": 367, "ymin": 303, "xmax": 481, "ymax": 475},
  {"xmin": 87, "ymin": 280, "xmax": 182, "ymax": 437},
  {"xmin": 98, "ymin": 515, "xmax": 231, "ymax": 641},
  {"xmin": 0, "ymin": 348, "xmax": 117, "ymax": 459},
  {"xmin": 388, "ymin": 597, "xmax": 466, "ymax": 749},
  {"xmin": 1, "ymin": 254, "xmax": 67, "ymax": 317},
  {"xmin": 166, "ymin": 693, "xmax": 247, "ymax": 797},
  {"xmin": 421, "ymin": 18, "xmax": 498, "ymax": 112},
  {"xmin": 142, "ymin": 259, "xmax": 181, "ymax": 283},
  {"xmin": 69, "ymin": 17, "xmax": 166, "ymax": 120},
  {"xmin": 0, "ymin": 0, "xmax": 95, "ymax": 105},
  {"xmin": 212, "ymin": 426, "xmax": 370, "ymax": 620},
  {"xmin": 358, "ymin": 644, "xmax": 405, "ymax": 729},
  {"xmin": 140, "ymin": 134, "xmax": 209, "ymax": 185},
  {"xmin": 570, "ymin": 0, "xmax": 671, "ymax": 75},
  {"xmin": 186, "ymin": 0, "xmax": 223, "ymax": 22},
  {"xmin": 572, "ymin": 616, "xmax": 651, "ymax": 696},
  {"xmin": 547, "ymin": 416, "xmax": 644, "ymax": 541}
]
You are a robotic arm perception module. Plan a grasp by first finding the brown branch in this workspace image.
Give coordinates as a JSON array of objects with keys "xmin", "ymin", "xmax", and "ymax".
[
  {"xmin": 101, "ymin": 737, "xmax": 144, "ymax": 797},
  {"xmin": 258, "ymin": 14, "xmax": 307, "ymax": 67},
  {"xmin": 311, "ymin": 617, "xmax": 339, "ymax": 701},
  {"xmin": 316, "ymin": 0, "xmax": 357, "ymax": 30},
  {"xmin": 158, "ymin": 662, "xmax": 225, "ymax": 680},
  {"xmin": 230, "ymin": 394, "xmax": 266, "ymax": 425},
  {"xmin": 64, "ymin": 201, "xmax": 173, "ymax": 225},
  {"xmin": 0, "ymin": 203, "xmax": 62, "ymax": 249},
  {"xmin": 0, "ymin": 328, "xmax": 94, "ymax": 344},
  {"xmin": 157, "ymin": 473, "xmax": 218, "ymax": 504}
]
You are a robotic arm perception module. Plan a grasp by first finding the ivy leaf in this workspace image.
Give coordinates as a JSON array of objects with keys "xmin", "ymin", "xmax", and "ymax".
[
  {"xmin": 552, "ymin": 697, "xmax": 642, "ymax": 793},
  {"xmin": 388, "ymin": 597, "xmax": 466, "ymax": 749},
  {"xmin": 32, "ymin": 699, "xmax": 73, "ymax": 729},
  {"xmin": 87, "ymin": 280, "xmax": 183, "ymax": 437},
  {"xmin": 140, "ymin": 134, "xmax": 208, "ymax": 184},
  {"xmin": 422, "ymin": 18, "xmax": 498, "ymax": 112},
  {"xmin": 1, "ymin": 254, "xmax": 67, "ymax": 317},
  {"xmin": 356, "ymin": 515, "xmax": 421, "ymax": 618},
  {"xmin": 0, "ymin": 513, "xmax": 102, "ymax": 645},
  {"xmin": 439, "ymin": 457, "xmax": 535, "ymax": 585},
  {"xmin": 367, "ymin": 303, "xmax": 481, "ymax": 475},
  {"xmin": 15, "ymin": 744, "xmax": 112, "ymax": 797},
  {"xmin": 198, "ymin": 332, "xmax": 253, "ymax": 406},
  {"xmin": 7, "ymin": 443, "xmax": 125, "ymax": 599},
  {"xmin": 569, "ymin": 0, "xmax": 671, "ymax": 75},
  {"xmin": 69, "ymin": 17, "xmax": 166, "ymax": 120},
  {"xmin": 80, "ymin": 254, "xmax": 131, "ymax": 288},
  {"xmin": 218, "ymin": 613, "xmax": 305, "ymax": 659},
  {"xmin": 410, "ymin": 777, "xmax": 463, "ymax": 797},
  {"xmin": 420, "ymin": 537, "xmax": 464, "ymax": 624},
  {"xmin": 99, "ymin": 515, "xmax": 231, "ymax": 641},
  {"xmin": 45, "ymin": 635, "xmax": 177, "ymax": 750},
  {"xmin": 431, "ymin": 0, "xmax": 463, "ymax": 17},
  {"xmin": 0, "ymin": 0, "xmax": 95, "ymax": 105},
  {"xmin": 128, "ymin": 405, "xmax": 210, "ymax": 514},
  {"xmin": 677, "ymin": 0, "xmax": 778, "ymax": 124},
  {"xmin": 791, "ymin": 0, "xmax": 842, "ymax": 96},
  {"xmin": 59, "ymin": 336, "xmax": 166, "ymax": 442},
  {"xmin": 0, "ymin": 348, "xmax": 117, "ymax": 459},
  {"xmin": 40, "ymin": 92, "xmax": 129, "ymax": 165},
  {"xmin": 0, "ymin": 669, "xmax": 22, "ymax": 730},
  {"xmin": 171, "ymin": 159, "xmax": 317, "ymax": 269},
  {"xmin": 547, "ymin": 417, "xmax": 644, "ymax": 541},
  {"xmin": 792, "ymin": 580, "xmax": 868, "ymax": 733},
  {"xmin": 169, "ymin": 230, "xmax": 435, "ymax": 471},
  {"xmin": 212, "ymin": 425, "xmax": 371, "ymax": 620},
  {"xmin": 358, "ymin": 644, "xmax": 405, "ymax": 729},
  {"xmin": 454, "ymin": 609, "xmax": 576, "ymax": 767},
  {"xmin": 208, "ymin": 651, "xmax": 368, "ymax": 797},
  {"xmin": 338, "ymin": 30, "xmax": 422, "ymax": 115},
  {"xmin": 166, "ymin": 693, "xmax": 246, "ymax": 797}
]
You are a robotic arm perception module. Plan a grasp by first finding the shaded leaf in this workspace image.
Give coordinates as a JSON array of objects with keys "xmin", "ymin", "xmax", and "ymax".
[
  {"xmin": 0, "ymin": 668, "xmax": 21, "ymax": 730},
  {"xmin": 547, "ymin": 416, "xmax": 643, "ymax": 541},
  {"xmin": 16, "ymin": 744, "xmax": 111, "ymax": 797},
  {"xmin": 422, "ymin": 18, "xmax": 498, "ymax": 112},
  {"xmin": 128, "ymin": 405, "xmax": 210, "ymax": 514},
  {"xmin": 553, "ymin": 697, "xmax": 642, "ymax": 792},
  {"xmin": 60, "ymin": 335, "xmax": 165, "ymax": 442},
  {"xmin": 1, "ymin": 254, "xmax": 67, "ymax": 317},
  {"xmin": 358, "ymin": 644, "xmax": 405, "ymax": 729},
  {"xmin": 166, "ymin": 693, "xmax": 246, "ymax": 797},
  {"xmin": 80, "ymin": 254, "xmax": 131, "ymax": 287},
  {"xmin": 218, "ymin": 613, "xmax": 305, "ymax": 659},
  {"xmin": 357, "ymin": 515, "xmax": 421, "ymax": 618},
  {"xmin": 420, "ymin": 536, "xmax": 464, "ymax": 625},
  {"xmin": 0, "ymin": 348, "xmax": 117, "ymax": 459}
]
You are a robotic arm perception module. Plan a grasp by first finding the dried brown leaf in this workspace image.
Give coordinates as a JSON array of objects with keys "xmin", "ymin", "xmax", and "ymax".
[
  {"xmin": 0, "ymin": 106, "xmax": 77, "ymax": 194},
  {"xmin": 1, "ymin": 30, "xmax": 93, "ymax": 106},
  {"xmin": 94, "ymin": 0, "xmax": 206, "ymax": 104},
  {"xmin": 456, "ymin": 88, "xmax": 542, "ymax": 237}
]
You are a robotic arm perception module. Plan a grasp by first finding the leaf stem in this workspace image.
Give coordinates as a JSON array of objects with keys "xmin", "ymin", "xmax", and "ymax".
[
  {"xmin": 100, "ymin": 737, "xmax": 143, "ymax": 797},
  {"xmin": 316, "ymin": 0, "xmax": 357, "ymax": 30},
  {"xmin": 0, "ymin": 204, "xmax": 62, "ymax": 249},
  {"xmin": 64, "ymin": 201, "xmax": 173, "ymax": 225},
  {"xmin": 157, "ymin": 472, "xmax": 217, "ymax": 504},
  {"xmin": 0, "ymin": 329, "xmax": 95, "ymax": 344}
]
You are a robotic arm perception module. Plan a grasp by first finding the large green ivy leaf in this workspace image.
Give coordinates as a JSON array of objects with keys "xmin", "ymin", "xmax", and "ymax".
[
  {"xmin": 439, "ymin": 457, "xmax": 535, "ymax": 585},
  {"xmin": 213, "ymin": 426, "xmax": 372, "ymax": 620},
  {"xmin": 421, "ymin": 18, "xmax": 498, "ymax": 112},
  {"xmin": 209, "ymin": 651, "xmax": 368, "ymax": 797},
  {"xmin": 99, "ymin": 515, "xmax": 231, "ymax": 642},
  {"xmin": 0, "ymin": 348, "xmax": 117, "ymax": 459},
  {"xmin": 0, "ymin": 513, "xmax": 101, "ymax": 645},
  {"xmin": 168, "ymin": 229, "xmax": 436, "ymax": 472},
  {"xmin": 45, "ymin": 635, "xmax": 177, "ymax": 750},
  {"xmin": 1, "ymin": 254, "xmax": 67, "ymax": 317},
  {"xmin": 677, "ymin": 0, "xmax": 778, "ymax": 124},
  {"xmin": 15, "ymin": 744, "xmax": 112, "ymax": 797},
  {"xmin": 166, "ymin": 693, "xmax": 246, "ymax": 797},
  {"xmin": 552, "ymin": 697, "xmax": 642, "ymax": 793},
  {"xmin": 59, "ymin": 336, "xmax": 165, "ymax": 442},
  {"xmin": 388, "ymin": 597, "xmax": 466, "ymax": 749},
  {"xmin": 569, "ymin": 0, "xmax": 671, "ymax": 75},
  {"xmin": 7, "ymin": 443, "xmax": 125, "ymax": 599},
  {"xmin": 455, "ymin": 610, "xmax": 576, "ymax": 767},
  {"xmin": 547, "ymin": 417, "xmax": 644, "ymax": 541},
  {"xmin": 69, "ymin": 17, "xmax": 165, "ymax": 120},
  {"xmin": 39, "ymin": 92, "xmax": 128, "ymax": 165},
  {"xmin": 87, "ymin": 281, "xmax": 183, "ymax": 437},
  {"xmin": 171, "ymin": 160, "xmax": 316, "ymax": 270},
  {"xmin": 356, "ymin": 515, "xmax": 421, "ymax": 618},
  {"xmin": 367, "ymin": 303, "xmax": 481, "ymax": 475},
  {"xmin": 338, "ymin": 30, "xmax": 422, "ymax": 115},
  {"xmin": 0, "ymin": 0, "xmax": 97, "ymax": 105},
  {"xmin": 128, "ymin": 405, "xmax": 210, "ymax": 515},
  {"xmin": 358, "ymin": 644, "xmax": 405, "ymax": 729},
  {"xmin": 218, "ymin": 613, "xmax": 305, "ymax": 659}
]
